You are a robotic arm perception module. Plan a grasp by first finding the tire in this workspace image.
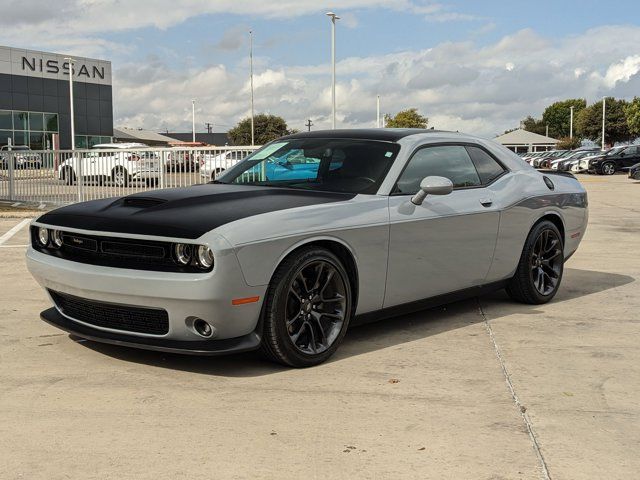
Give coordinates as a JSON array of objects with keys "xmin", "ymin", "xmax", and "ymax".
[
  {"xmin": 212, "ymin": 168, "xmax": 225, "ymax": 181},
  {"xmin": 506, "ymin": 220, "xmax": 564, "ymax": 304},
  {"xmin": 260, "ymin": 246, "xmax": 353, "ymax": 367},
  {"xmin": 61, "ymin": 167, "xmax": 76, "ymax": 185},
  {"xmin": 601, "ymin": 162, "xmax": 616, "ymax": 175},
  {"xmin": 112, "ymin": 167, "xmax": 129, "ymax": 187}
]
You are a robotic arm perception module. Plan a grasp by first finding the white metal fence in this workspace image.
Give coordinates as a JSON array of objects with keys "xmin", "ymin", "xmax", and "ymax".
[{"xmin": 0, "ymin": 146, "xmax": 260, "ymax": 205}]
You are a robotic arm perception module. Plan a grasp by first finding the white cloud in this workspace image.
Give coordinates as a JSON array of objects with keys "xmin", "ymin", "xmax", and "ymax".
[{"xmin": 602, "ymin": 55, "xmax": 640, "ymax": 88}]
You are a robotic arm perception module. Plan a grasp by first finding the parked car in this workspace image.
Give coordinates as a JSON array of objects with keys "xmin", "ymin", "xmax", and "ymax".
[
  {"xmin": 551, "ymin": 150, "xmax": 600, "ymax": 171},
  {"xmin": 166, "ymin": 147, "xmax": 199, "ymax": 172},
  {"xmin": 199, "ymin": 150, "xmax": 250, "ymax": 181},
  {"xmin": 628, "ymin": 162, "xmax": 640, "ymax": 180},
  {"xmin": 0, "ymin": 145, "xmax": 43, "ymax": 169},
  {"xmin": 57, "ymin": 142, "xmax": 160, "ymax": 187},
  {"xmin": 588, "ymin": 145, "xmax": 640, "ymax": 175},
  {"xmin": 28, "ymin": 129, "xmax": 588, "ymax": 367}
]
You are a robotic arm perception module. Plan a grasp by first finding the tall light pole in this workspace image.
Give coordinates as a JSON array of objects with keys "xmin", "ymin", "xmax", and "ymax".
[
  {"xmin": 191, "ymin": 99, "xmax": 196, "ymax": 143},
  {"xmin": 249, "ymin": 30, "xmax": 255, "ymax": 146},
  {"xmin": 64, "ymin": 57, "xmax": 75, "ymax": 149},
  {"xmin": 326, "ymin": 12, "xmax": 340, "ymax": 129},
  {"xmin": 569, "ymin": 106, "xmax": 574, "ymax": 139},
  {"xmin": 601, "ymin": 97, "xmax": 606, "ymax": 150},
  {"xmin": 546, "ymin": 124, "xmax": 549, "ymax": 138},
  {"xmin": 376, "ymin": 95, "xmax": 380, "ymax": 128}
]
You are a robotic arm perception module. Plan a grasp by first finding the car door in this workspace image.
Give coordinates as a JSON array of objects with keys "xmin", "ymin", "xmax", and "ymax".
[
  {"xmin": 621, "ymin": 146, "xmax": 639, "ymax": 169},
  {"xmin": 384, "ymin": 144, "xmax": 503, "ymax": 307}
]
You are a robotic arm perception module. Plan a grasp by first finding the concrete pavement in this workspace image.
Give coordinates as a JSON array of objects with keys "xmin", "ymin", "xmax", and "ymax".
[{"xmin": 0, "ymin": 174, "xmax": 638, "ymax": 479}]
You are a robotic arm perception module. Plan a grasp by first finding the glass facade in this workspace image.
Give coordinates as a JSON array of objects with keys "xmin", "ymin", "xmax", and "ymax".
[
  {"xmin": 0, "ymin": 109, "xmax": 59, "ymax": 149},
  {"xmin": 0, "ymin": 109, "xmax": 111, "ymax": 150}
]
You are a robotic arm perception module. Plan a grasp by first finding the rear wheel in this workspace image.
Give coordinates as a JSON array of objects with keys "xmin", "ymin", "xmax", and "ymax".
[
  {"xmin": 260, "ymin": 247, "xmax": 352, "ymax": 367},
  {"xmin": 112, "ymin": 167, "xmax": 129, "ymax": 187},
  {"xmin": 601, "ymin": 162, "xmax": 616, "ymax": 175},
  {"xmin": 506, "ymin": 220, "xmax": 564, "ymax": 304}
]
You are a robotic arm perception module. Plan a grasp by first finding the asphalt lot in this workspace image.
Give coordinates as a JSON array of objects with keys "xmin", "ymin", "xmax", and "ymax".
[{"xmin": 1, "ymin": 174, "xmax": 638, "ymax": 479}]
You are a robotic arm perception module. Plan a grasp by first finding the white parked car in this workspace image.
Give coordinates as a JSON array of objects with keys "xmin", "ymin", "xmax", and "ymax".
[
  {"xmin": 58, "ymin": 143, "xmax": 160, "ymax": 187},
  {"xmin": 199, "ymin": 150, "xmax": 250, "ymax": 181}
]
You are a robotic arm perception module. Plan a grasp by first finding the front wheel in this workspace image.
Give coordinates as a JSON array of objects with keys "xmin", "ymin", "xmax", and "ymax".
[
  {"xmin": 601, "ymin": 162, "xmax": 616, "ymax": 175},
  {"xmin": 506, "ymin": 220, "xmax": 564, "ymax": 304},
  {"xmin": 260, "ymin": 247, "xmax": 352, "ymax": 367}
]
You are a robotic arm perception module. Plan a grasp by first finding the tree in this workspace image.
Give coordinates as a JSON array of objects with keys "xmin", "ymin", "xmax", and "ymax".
[
  {"xmin": 384, "ymin": 108, "xmax": 428, "ymax": 128},
  {"xmin": 520, "ymin": 115, "xmax": 546, "ymax": 135},
  {"xmin": 576, "ymin": 98, "xmax": 629, "ymax": 147},
  {"xmin": 624, "ymin": 97, "xmax": 640, "ymax": 137},
  {"xmin": 541, "ymin": 99, "xmax": 586, "ymax": 139},
  {"xmin": 228, "ymin": 114, "xmax": 294, "ymax": 145},
  {"xmin": 556, "ymin": 136, "xmax": 581, "ymax": 150}
]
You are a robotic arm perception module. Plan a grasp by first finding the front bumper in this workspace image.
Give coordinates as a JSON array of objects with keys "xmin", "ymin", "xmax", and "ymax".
[
  {"xmin": 26, "ymin": 232, "xmax": 267, "ymax": 345},
  {"xmin": 41, "ymin": 307, "xmax": 261, "ymax": 355}
]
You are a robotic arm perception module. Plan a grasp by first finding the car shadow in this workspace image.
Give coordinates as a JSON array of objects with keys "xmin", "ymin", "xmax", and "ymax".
[{"xmin": 74, "ymin": 268, "xmax": 635, "ymax": 377}]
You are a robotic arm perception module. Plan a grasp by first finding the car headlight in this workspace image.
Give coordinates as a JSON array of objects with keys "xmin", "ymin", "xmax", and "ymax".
[
  {"xmin": 196, "ymin": 245, "xmax": 214, "ymax": 269},
  {"xmin": 37, "ymin": 227, "xmax": 49, "ymax": 247},
  {"xmin": 51, "ymin": 230, "xmax": 63, "ymax": 248},
  {"xmin": 174, "ymin": 243, "xmax": 193, "ymax": 265}
]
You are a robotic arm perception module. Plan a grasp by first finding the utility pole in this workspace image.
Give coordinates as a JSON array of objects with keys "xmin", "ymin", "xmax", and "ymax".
[
  {"xmin": 546, "ymin": 124, "xmax": 549, "ymax": 138},
  {"xmin": 64, "ymin": 57, "xmax": 75, "ymax": 149},
  {"xmin": 249, "ymin": 30, "xmax": 255, "ymax": 146},
  {"xmin": 601, "ymin": 97, "xmax": 606, "ymax": 150},
  {"xmin": 376, "ymin": 95, "xmax": 380, "ymax": 128},
  {"xmin": 191, "ymin": 99, "xmax": 196, "ymax": 143},
  {"xmin": 326, "ymin": 12, "xmax": 340, "ymax": 129},
  {"xmin": 204, "ymin": 122, "xmax": 213, "ymax": 134},
  {"xmin": 305, "ymin": 119, "xmax": 313, "ymax": 132},
  {"xmin": 569, "ymin": 106, "xmax": 574, "ymax": 139}
]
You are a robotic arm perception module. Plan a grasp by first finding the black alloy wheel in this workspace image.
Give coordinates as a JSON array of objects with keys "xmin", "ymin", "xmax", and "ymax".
[
  {"xmin": 506, "ymin": 220, "xmax": 564, "ymax": 304},
  {"xmin": 260, "ymin": 247, "xmax": 352, "ymax": 367}
]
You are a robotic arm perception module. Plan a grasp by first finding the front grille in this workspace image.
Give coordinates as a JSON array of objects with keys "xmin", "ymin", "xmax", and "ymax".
[
  {"xmin": 49, "ymin": 290, "xmax": 169, "ymax": 335},
  {"xmin": 31, "ymin": 227, "xmax": 210, "ymax": 273}
]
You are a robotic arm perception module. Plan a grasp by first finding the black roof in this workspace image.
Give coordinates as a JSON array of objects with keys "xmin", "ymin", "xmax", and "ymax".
[{"xmin": 282, "ymin": 128, "xmax": 440, "ymax": 142}]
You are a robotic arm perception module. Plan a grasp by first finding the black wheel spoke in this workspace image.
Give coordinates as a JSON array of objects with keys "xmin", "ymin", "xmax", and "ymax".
[
  {"xmin": 285, "ymin": 259, "xmax": 347, "ymax": 356},
  {"xmin": 530, "ymin": 228, "xmax": 563, "ymax": 296}
]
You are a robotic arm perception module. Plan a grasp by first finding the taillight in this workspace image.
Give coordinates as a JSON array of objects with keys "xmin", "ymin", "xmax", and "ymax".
[{"xmin": 128, "ymin": 154, "xmax": 141, "ymax": 162}]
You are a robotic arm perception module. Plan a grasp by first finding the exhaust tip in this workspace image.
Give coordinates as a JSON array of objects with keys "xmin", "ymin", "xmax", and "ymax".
[{"xmin": 193, "ymin": 318, "xmax": 214, "ymax": 338}]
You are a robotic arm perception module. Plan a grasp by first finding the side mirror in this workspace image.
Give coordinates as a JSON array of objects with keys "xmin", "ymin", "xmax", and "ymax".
[
  {"xmin": 619, "ymin": 152, "xmax": 625, "ymax": 157},
  {"xmin": 411, "ymin": 176, "xmax": 454, "ymax": 205}
]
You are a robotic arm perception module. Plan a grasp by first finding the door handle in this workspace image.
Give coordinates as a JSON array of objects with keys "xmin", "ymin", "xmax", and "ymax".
[{"xmin": 480, "ymin": 198, "xmax": 493, "ymax": 207}]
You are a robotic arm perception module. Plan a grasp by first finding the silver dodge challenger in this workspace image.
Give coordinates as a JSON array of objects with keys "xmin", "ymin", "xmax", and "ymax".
[{"xmin": 26, "ymin": 129, "xmax": 588, "ymax": 367}]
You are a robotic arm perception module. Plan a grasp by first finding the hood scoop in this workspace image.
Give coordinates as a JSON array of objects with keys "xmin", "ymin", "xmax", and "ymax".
[{"xmin": 122, "ymin": 197, "xmax": 168, "ymax": 208}]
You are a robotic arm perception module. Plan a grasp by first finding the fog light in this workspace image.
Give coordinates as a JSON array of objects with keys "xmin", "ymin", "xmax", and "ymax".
[
  {"xmin": 174, "ymin": 243, "xmax": 193, "ymax": 265},
  {"xmin": 51, "ymin": 230, "xmax": 63, "ymax": 248},
  {"xmin": 37, "ymin": 227, "xmax": 49, "ymax": 247},
  {"xmin": 193, "ymin": 318, "xmax": 213, "ymax": 338},
  {"xmin": 196, "ymin": 245, "xmax": 214, "ymax": 269}
]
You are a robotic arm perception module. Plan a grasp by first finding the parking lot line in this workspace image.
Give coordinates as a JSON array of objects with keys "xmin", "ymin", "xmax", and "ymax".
[{"xmin": 0, "ymin": 218, "xmax": 31, "ymax": 246}]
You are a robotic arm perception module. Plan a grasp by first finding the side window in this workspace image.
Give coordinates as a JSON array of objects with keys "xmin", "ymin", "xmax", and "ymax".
[
  {"xmin": 466, "ymin": 146, "xmax": 506, "ymax": 185},
  {"xmin": 625, "ymin": 146, "xmax": 638, "ymax": 155},
  {"xmin": 395, "ymin": 145, "xmax": 480, "ymax": 194}
]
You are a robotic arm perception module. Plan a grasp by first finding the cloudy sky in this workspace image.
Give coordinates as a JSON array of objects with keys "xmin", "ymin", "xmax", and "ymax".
[{"xmin": 2, "ymin": 0, "xmax": 640, "ymax": 138}]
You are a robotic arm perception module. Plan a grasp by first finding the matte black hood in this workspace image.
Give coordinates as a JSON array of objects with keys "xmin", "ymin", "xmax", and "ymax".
[{"xmin": 37, "ymin": 184, "xmax": 354, "ymax": 239}]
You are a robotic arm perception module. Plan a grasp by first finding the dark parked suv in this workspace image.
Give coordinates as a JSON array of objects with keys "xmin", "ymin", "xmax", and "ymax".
[{"xmin": 588, "ymin": 145, "xmax": 640, "ymax": 175}]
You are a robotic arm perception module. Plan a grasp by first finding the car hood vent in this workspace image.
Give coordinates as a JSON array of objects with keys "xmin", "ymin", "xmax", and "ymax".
[{"xmin": 122, "ymin": 197, "xmax": 167, "ymax": 208}]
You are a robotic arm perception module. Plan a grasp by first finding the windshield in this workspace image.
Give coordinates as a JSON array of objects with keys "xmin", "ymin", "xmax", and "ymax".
[{"xmin": 217, "ymin": 138, "xmax": 400, "ymax": 194}]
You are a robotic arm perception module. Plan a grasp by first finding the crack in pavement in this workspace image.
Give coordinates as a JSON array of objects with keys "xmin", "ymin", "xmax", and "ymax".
[{"xmin": 477, "ymin": 298, "xmax": 552, "ymax": 480}]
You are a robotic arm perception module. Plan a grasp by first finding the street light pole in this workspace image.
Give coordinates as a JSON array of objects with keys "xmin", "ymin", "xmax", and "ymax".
[
  {"xmin": 326, "ymin": 12, "xmax": 340, "ymax": 129},
  {"xmin": 192, "ymin": 99, "xmax": 196, "ymax": 143},
  {"xmin": 601, "ymin": 97, "xmax": 606, "ymax": 150},
  {"xmin": 64, "ymin": 57, "xmax": 75, "ymax": 149},
  {"xmin": 250, "ymin": 30, "xmax": 255, "ymax": 146},
  {"xmin": 376, "ymin": 95, "xmax": 380, "ymax": 128},
  {"xmin": 569, "ymin": 106, "xmax": 574, "ymax": 139}
]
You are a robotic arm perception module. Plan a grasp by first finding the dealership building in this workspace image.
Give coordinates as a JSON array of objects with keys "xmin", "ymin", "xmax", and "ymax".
[{"xmin": 0, "ymin": 46, "xmax": 113, "ymax": 150}]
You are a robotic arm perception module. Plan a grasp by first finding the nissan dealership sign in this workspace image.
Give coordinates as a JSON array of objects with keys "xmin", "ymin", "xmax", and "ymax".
[{"xmin": 0, "ymin": 45, "xmax": 111, "ymax": 85}]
